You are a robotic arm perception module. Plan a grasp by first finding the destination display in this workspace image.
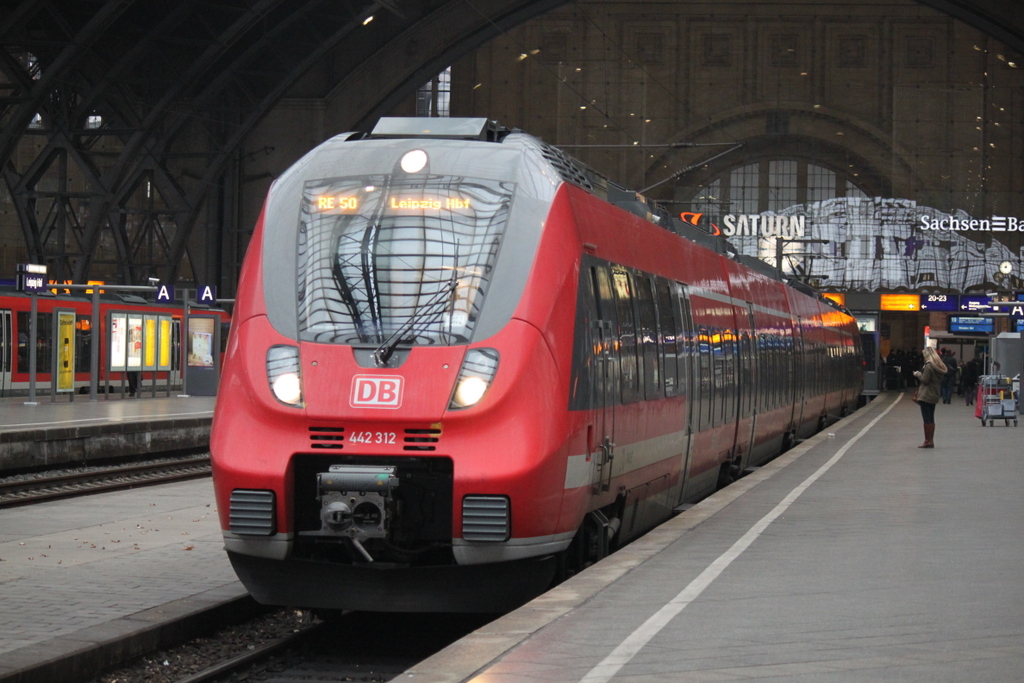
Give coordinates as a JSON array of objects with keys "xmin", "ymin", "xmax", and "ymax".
[
  {"xmin": 312, "ymin": 192, "xmax": 472, "ymax": 213},
  {"xmin": 949, "ymin": 316, "xmax": 994, "ymax": 333}
]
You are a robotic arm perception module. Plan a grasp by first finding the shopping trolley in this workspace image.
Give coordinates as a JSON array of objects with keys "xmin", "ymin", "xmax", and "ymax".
[{"xmin": 975, "ymin": 375, "xmax": 1018, "ymax": 427}]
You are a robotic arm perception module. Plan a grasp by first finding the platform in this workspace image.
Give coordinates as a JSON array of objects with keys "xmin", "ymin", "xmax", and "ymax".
[
  {"xmin": 0, "ymin": 478, "xmax": 250, "ymax": 683},
  {"xmin": 408, "ymin": 391, "xmax": 1024, "ymax": 682},
  {"xmin": 0, "ymin": 396, "xmax": 216, "ymax": 472}
]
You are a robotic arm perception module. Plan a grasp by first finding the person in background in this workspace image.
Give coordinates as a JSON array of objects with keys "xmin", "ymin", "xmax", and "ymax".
[
  {"xmin": 962, "ymin": 356, "xmax": 981, "ymax": 406},
  {"xmin": 939, "ymin": 348, "xmax": 958, "ymax": 404},
  {"xmin": 913, "ymin": 346, "xmax": 946, "ymax": 449}
]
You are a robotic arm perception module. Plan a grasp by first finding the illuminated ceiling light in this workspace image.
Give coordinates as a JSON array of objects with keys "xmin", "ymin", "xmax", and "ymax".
[
  {"xmin": 530, "ymin": 49, "xmax": 541, "ymax": 55},
  {"xmin": 580, "ymin": 105, "xmax": 587, "ymax": 110},
  {"xmin": 518, "ymin": 53, "xmax": 528, "ymax": 61},
  {"xmin": 363, "ymin": 15, "xmax": 374, "ymax": 25},
  {"xmin": 576, "ymin": 67, "xmax": 582, "ymax": 72},
  {"xmin": 1010, "ymin": 62, "xmax": 1019, "ymax": 68},
  {"xmin": 400, "ymin": 149, "xmax": 428, "ymax": 173},
  {"xmin": 645, "ymin": 118, "xmax": 651, "ymax": 123},
  {"xmin": 473, "ymin": 83, "xmax": 482, "ymax": 89},
  {"xmin": 800, "ymin": 72, "xmax": 809, "ymax": 76}
]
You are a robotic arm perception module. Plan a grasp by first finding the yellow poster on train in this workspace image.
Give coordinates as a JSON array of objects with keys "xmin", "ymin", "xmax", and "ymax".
[
  {"xmin": 56, "ymin": 310, "xmax": 76, "ymax": 393},
  {"xmin": 144, "ymin": 316, "xmax": 157, "ymax": 370},
  {"xmin": 159, "ymin": 316, "xmax": 172, "ymax": 370}
]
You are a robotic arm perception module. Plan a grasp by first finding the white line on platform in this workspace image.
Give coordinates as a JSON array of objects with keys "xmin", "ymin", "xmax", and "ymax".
[
  {"xmin": 579, "ymin": 394, "xmax": 905, "ymax": 683},
  {"xmin": 2, "ymin": 411, "xmax": 214, "ymax": 429}
]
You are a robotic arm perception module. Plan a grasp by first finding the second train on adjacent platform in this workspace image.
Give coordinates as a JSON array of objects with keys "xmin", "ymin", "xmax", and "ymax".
[{"xmin": 212, "ymin": 117, "xmax": 863, "ymax": 613}]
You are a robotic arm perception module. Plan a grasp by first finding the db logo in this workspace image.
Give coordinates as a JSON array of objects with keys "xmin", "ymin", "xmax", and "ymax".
[{"xmin": 350, "ymin": 375, "xmax": 404, "ymax": 408}]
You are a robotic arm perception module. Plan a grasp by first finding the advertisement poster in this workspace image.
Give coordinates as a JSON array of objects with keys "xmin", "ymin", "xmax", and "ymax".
[
  {"xmin": 127, "ymin": 315, "xmax": 143, "ymax": 369},
  {"xmin": 56, "ymin": 310, "xmax": 75, "ymax": 393},
  {"xmin": 159, "ymin": 316, "xmax": 172, "ymax": 370},
  {"xmin": 109, "ymin": 313, "xmax": 127, "ymax": 371},
  {"xmin": 144, "ymin": 315, "xmax": 157, "ymax": 370},
  {"xmin": 188, "ymin": 317, "xmax": 216, "ymax": 368}
]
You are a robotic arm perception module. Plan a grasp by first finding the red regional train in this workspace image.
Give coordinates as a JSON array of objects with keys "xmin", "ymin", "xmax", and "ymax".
[
  {"xmin": 0, "ymin": 287, "xmax": 229, "ymax": 397},
  {"xmin": 212, "ymin": 117, "xmax": 863, "ymax": 613}
]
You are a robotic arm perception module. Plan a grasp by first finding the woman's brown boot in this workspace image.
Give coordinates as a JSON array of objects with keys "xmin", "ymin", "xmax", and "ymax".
[{"xmin": 919, "ymin": 423, "xmax": 935, "ymax": 448}]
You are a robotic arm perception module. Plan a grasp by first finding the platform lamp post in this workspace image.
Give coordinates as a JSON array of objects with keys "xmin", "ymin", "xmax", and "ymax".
[{"xmin": 15, "ymin": 263, "xmax": 47, "ymax": 405}]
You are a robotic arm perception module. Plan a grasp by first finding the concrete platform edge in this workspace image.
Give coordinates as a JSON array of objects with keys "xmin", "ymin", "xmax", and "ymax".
[
  {"xmin": 403, "ymin": 394, "xmax": 894, "ymax": 683},
  {"xmin": 0, "ymin": 419, "xmax": 212, "ymax": 472},
  {"xmin": 0, "ymin": 582, "xmax": 258, "ymax": 683}
]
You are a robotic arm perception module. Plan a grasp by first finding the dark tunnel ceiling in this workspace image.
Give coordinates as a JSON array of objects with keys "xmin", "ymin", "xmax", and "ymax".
[{"xmin": 1, "ymin": 0, "xmax": 1021, "ymax": 284}]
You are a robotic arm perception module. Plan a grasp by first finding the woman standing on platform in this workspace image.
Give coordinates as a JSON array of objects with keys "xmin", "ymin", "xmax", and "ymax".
[{"xmin": 913, "ymin": 346, "xmax": 946, "ymax": 448}]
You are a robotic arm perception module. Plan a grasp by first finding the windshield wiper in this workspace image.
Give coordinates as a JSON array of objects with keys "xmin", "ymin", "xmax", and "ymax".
[{"xmin": 372, "ymin": 279, "xmax": 458, "ymax": 367}]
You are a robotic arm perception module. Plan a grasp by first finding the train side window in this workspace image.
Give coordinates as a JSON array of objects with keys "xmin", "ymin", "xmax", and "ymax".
[
  {"xmin": 718, "ymin": 329, "xmax": 732, "ymax": 425},
  {"xmin": 593, "ymin": 266, "xmax": 620, "ymax": 405},
  {"xmin": 677, "ymin": 288, "xmax": 693, "ymax": 403},
  {"xmin": 612, "ymin": 268, "xmax": 640, "ymax": 403},
  {"xmin": 716, "ymin": 330, "xmax": 727, "ymax": 425},
  {"xmin": 0, "ymin": 310, "xmax": 8, "ymax": 373},
  {"xmin": 172, "ymin": 319, "xmax": 181, "ymax": 372},
  {"xmin": 697, "ymin": 326, "xmax": 712, "ymax": 430},
  {"xmin": 655, "ymin": 279, "xmax": 678, "ymax": 397},
  {"xmin": 568, "ymin": 263, "xmax": 598, "ymax": 410},
  {"xmin": 739, "ymin": 332, "xmax": 751, "ymax": 417},
  {"xmin": 725, "ymin": 330, "xmax": 737, "ymax": 423},
  {"xmin": 768, "ymin": 335, "xmax": 778, "ymax": 409},
  {"xmin": 17, "ymin": 312, "xmax": 52, "ymax": 374},
  {"xmin": 700, "ymin": 325, "xmax": 716, "ymax": 428},
  {"xmin": 636, "ymin": 275, "xmax": 660, "ymax": 400},
  {"xmin": 75, "ymin": 315, "xmax": 91, "ymax": 373}
]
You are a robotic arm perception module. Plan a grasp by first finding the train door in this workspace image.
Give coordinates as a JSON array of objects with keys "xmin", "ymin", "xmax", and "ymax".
[
  {"xmin": 792, "ymin": 319, "xmax": 807, "ymax": 435},
  {"xmin": 738, "ymin": 304, "xmax": 758, "ymax": 470},
  {"xmin": 0, "ymin": 309, "xmax": 10, "ymax": 397},
  {"xmin": 676, "ymin": 284, "xmax": 697, "ymax": 503},
  {"xmin": 591, "ymin": 267, "xmax": 617, "ymax": 492}
]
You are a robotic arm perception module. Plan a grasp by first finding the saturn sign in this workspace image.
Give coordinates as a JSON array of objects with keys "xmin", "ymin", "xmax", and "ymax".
[{"xmin": 721, "ymin": 214, "xmax": 806, "ymax": 239}]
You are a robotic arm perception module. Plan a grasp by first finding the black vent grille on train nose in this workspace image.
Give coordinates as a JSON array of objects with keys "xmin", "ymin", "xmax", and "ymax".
[
  {"xmin": 462, "ymin": 495, "xmax": 510, "ymax": 542},
  {"xmin": 229, "ymin": 489, "xmax": 276, "ymax": 536},
  {"xmin": 309, "ymin": 426, "xmax": 345, "ymax": 449},
  {"xmin": 403, "ymin": 428, "xmax": 441, "ymax": 451}
]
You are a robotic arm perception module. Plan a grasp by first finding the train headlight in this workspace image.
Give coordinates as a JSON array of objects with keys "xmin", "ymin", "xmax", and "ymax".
[
  {"xmin": 267, "ymin": 345, "xmax": 303, "ymax": 406},
  {"xmin": 449, "ymin": 348, "xmax": 499, "ymax": 410}
]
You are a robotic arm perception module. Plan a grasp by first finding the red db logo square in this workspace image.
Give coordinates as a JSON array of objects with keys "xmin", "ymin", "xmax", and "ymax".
[{"xmin": 350, "ymin": 375, "xmax": 404, "ymax": 408}]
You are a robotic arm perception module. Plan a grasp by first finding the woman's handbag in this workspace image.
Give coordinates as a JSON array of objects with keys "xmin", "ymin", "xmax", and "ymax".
[{"xmin": 911, "ymin": 388, "xmax": 920, "ymax": 403}]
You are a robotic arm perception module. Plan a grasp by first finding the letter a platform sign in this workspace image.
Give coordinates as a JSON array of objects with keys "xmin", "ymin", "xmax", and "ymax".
[
  {"xmin": 155, "ymin": 284, "xmax": 175, "ymax": 303},
  {"xmin": 197, "ymin": 285, "xmax": 217, "ymax": 304}
]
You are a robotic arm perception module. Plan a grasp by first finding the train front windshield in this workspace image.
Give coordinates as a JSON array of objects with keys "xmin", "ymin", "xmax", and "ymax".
[{"xmin": 297, "ymin": 174, "xmax": 515, "ymax": 347}]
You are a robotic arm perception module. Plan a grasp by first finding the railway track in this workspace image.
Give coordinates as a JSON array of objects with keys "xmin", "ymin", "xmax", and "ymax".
[
  {"xmin": 182, "ymin": 612, "xmax": 493, "ymax": 683},
  {"xmin": 89, "ymin": 609, "xmax": 495, "ymax": 683},
  {"xmin": 0, "ymin": 454, "xmax": 212, "ymax": 508}
]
